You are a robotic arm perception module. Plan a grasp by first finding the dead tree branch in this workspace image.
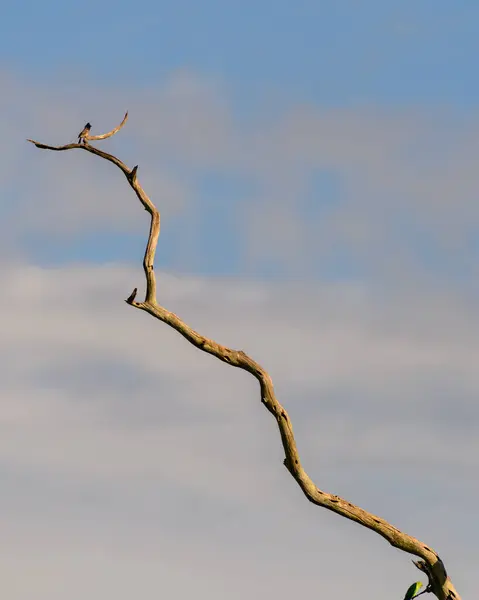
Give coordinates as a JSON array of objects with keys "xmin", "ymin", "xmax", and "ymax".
[
  {"xmin": 27, "ymin": 116, "xmax": 461, "ymax": 600},
  {"xmin": 86, "ymin": 111, "xmax": 129, "ymax": 141}
]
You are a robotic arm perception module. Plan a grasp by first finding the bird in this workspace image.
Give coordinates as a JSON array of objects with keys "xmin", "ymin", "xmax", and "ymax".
[{"xmin": 78, "ymin": 122, "xmax": 91, "ymax": 144}]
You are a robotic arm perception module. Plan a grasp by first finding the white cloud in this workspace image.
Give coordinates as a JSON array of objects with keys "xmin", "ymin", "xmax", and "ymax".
[{"xmin": 0, "ymin": 263, "xmax": 476, "ymax": 598}]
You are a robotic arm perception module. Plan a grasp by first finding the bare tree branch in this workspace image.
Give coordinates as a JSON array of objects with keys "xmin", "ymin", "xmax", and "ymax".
[
  {"xmin": 86, "ymin": 111, "xmax": 129, "ymax": 141},
  {"xmin": 28, "ymin": 117, "xmax": 462, "ymax": 600}
]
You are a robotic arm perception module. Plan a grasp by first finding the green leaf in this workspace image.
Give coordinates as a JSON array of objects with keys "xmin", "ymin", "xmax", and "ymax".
[{"xmin": 403, "ymin": 581, "xmax": 423, "ymax": 600}]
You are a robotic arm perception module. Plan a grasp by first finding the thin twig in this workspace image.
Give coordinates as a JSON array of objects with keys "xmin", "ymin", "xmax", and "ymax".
[{"xmin": 87, "ymin": 111, "xmax": 129, "ymax": 141}]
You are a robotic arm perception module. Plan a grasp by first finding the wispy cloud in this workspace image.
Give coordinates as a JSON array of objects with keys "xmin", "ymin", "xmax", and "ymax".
[{"xmin": 3, "ymin": 70, "xmax": 479, "ymax": 281}]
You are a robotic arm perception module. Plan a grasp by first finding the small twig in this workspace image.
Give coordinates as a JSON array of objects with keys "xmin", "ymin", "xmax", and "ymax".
[{"xmin": 87, "ymin": 112, "xmax": 129, "ymax": 141}]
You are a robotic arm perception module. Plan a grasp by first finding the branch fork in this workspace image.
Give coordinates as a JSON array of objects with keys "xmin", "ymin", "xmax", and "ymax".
[{"xmin": 28, "ymin": 114, "xmax": 461, "ymax": 600}]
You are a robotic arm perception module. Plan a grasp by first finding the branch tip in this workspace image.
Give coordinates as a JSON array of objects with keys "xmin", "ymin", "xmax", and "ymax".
[
  {"xmin": 129, "ymin": 165, "xmax": 138, "ymax": 182},
  {"xmin": 126, "ymin": 287, "xmax": 138, "ymax": 304},
  {"xmin": 87, "ymin": 111, "xmax": 129, "ymax": 141}
]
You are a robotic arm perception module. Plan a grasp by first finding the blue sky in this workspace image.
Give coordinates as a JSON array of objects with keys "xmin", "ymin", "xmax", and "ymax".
[
  {"xmin": 3, "ymin": 1, "xmax": 479, "ymax": 279},
  {"xmin": 1, "ymin": 3, "xmax": 477, "ymax": 599},
  {"xmin": 3, "ymin": 1, "xmax": 479, "ymax": 108}
]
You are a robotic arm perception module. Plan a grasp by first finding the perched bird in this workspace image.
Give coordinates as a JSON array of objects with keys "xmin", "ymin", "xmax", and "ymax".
[{"xmin": 78, "ymin": 122, "xmax": 91, "ymax": 144}]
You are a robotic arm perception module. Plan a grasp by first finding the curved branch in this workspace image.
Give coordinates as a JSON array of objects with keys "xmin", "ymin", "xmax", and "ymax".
[
  {"xmin": 28, "ymin": 121, "xmax": 461, "ymax": 600},
  {"xmin": 87, "ymin": 111, "xmax": 129, "ymax": 141}
]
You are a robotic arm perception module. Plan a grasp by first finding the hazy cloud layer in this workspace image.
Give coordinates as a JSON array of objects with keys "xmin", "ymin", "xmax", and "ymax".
[{"xmin": 1, "ymin": 264, "xmax": 477, "ymax": 598}]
